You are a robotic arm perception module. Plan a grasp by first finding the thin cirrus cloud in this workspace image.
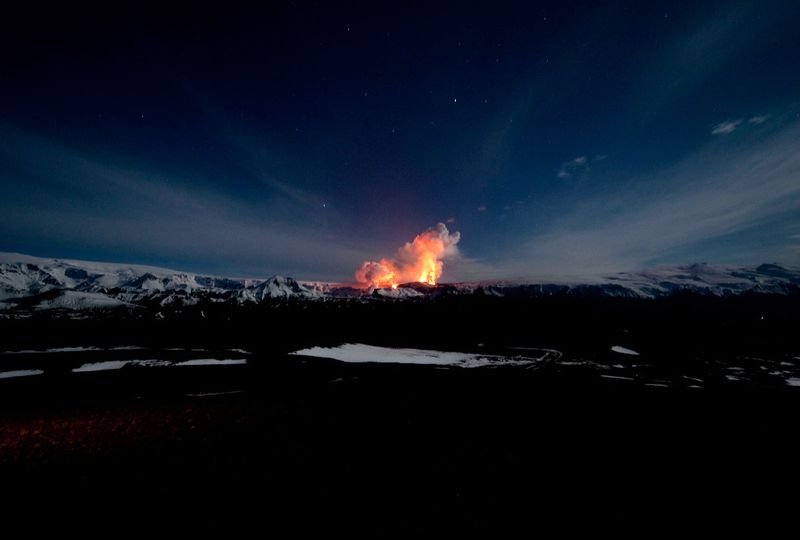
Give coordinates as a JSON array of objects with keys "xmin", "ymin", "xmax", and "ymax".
[
  {"xmin": 556, "ymin": 156, "xmax": 587, "ymax": 178},
  {"xmin": 509, "ymin": 114, "xmax": 800, "ymax": 278},
  {"xmin": 711, "ymin": 115, "xmax": 769, "ymax": 135},
  {"xmin": 711, "ymin": 119, "xmax": 743, "ymax": 135},
  {"xmin": 556, "ymin": 155, "xmax": 605, "ymax": 179},
  {"xmin": 629, "ymin": 3, "xmax": 769, "ymax": 120},
  {"xmin": 0, "ymin": 124, "xmax": 372, "ymax": 280}
]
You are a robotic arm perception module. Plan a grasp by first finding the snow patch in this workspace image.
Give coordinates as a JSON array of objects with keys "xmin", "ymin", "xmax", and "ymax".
[
  {"xmin": 73, "ymin": 360, "xmax": 131, "ymax": 372},
  {"xmin": 175, "ymin": 359, "xmax": 248, "ymax": 366},
  {"xmin": 72, "ymin": 358, "xmax": 247, "ymax": 371},
  {"xmin": 72, "ymin": 360, "xmax": 170, "ymax": 372},
  {"xmin": 37, "ymin": 290, "xmax": 135, "ymax": 311},
  {"xmin": 600, "ymin": 374, "xmax": 635, "ymax": 381},
  {"xmin": 0, "ymin": 369, "xmax": 44, "ymax": 379},
  {"xmin": 290, "ymin": 343, "xmax": 544, "ymax": 368},
  {"xmin": 185, "ymin": 390, "xmax": 247, "ymax": 397},
  {"xmin": 3, "ymin": 346, "xmax": 144, "ymax": 355}
]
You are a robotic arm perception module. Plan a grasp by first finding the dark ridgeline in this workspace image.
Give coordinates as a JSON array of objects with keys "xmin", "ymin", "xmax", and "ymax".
[{"xmin": 2, "ymin": 286, "xmax": 798, "ymax": 357}]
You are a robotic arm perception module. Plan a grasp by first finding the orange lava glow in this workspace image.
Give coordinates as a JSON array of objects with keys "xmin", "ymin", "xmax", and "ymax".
[{"xmin": 355, "ymin": 223, "xmax": 460, "ymax": 289}]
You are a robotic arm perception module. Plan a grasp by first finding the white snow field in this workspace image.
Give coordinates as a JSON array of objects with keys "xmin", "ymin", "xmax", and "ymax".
[
  {"xmin": 290, "ymin": 343, "xmax": 547, "ymax": 368},
  {"xmin": 611, "ymin": 345, "xmax": 640, "ymax": 356}
]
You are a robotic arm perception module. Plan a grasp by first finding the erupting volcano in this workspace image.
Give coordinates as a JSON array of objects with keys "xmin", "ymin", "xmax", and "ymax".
[{"xmin": 356, "ymin": 223, "xmax": 461, "ymax": 289}]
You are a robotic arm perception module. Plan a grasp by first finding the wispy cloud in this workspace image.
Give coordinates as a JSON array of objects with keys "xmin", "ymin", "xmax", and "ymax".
[
  {"xmin": 556, "ymin": 156, "xmax": 586, "ymax": 178},
  {"xmin": 509, "ymin": 116, "xmax": 800, "ymax": 277},
  {"xmin": 556, "ymin": 154, "xmax": 605, "ymax": 179},
  {"xmin": 631, "ymin": 3, "xmax": 776, "ymax": 120},
  {"xmin": 712, "ymin": 114, "xmax": 770, "ymax": 135},
  {"xmin": 197, "ymin": 98, "xmax": 334, "ymax": 217},
  {"xmin": 711, "ymin": 119, "xmax": 742, "ymax": 135},
  {"xmin": 0, "ymin": 125, "xmax": 371, "ymax": 280}
]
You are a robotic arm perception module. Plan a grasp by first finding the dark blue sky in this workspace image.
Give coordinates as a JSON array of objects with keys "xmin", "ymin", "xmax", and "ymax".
[{"xmin": 2, "ymin": 1, "xmax": 799, "ymax": 281}]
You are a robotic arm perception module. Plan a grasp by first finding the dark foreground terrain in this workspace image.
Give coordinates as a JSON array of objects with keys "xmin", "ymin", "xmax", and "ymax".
[{"xmin": 1, "ymin": 293, "xmax": 799, "ymax": 534}]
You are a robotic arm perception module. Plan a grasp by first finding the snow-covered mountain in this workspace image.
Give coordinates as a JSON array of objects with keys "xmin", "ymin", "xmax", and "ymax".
[
  {"xmin": 445, "ymin": 262, "xmax": 800, "ymax": 299},
  {"xmin": 237, "ymin": 276, "xmax": 324, "ymax": 302},
  {"xmin": 0, "ymin": 253, "xmax": 318, "ymax": 313},
  {"xmin": 0, "ymin": 253, "xmax": 798, "ymax": 315}
]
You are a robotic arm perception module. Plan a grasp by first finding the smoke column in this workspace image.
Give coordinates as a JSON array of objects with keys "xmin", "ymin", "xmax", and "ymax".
[{"xmin": 355, "ymin": 223, "xmax": 461, "ymax": 288}]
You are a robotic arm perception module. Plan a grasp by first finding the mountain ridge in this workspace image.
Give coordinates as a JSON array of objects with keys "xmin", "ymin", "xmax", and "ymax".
[{"xmin": 1, "ymin": 252, "xmax": 798, "ymax": 315}]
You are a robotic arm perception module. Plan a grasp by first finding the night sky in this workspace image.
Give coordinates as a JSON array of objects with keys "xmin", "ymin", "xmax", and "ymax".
[{"xmin": 2, "ymin": 1, "xmax": 799, "ymax": 281}]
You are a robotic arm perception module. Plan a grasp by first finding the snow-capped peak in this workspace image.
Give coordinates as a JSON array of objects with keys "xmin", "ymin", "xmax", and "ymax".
[{"xmin": 0, "ymin": 252, "xmax": 798, "ymax": 315}]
